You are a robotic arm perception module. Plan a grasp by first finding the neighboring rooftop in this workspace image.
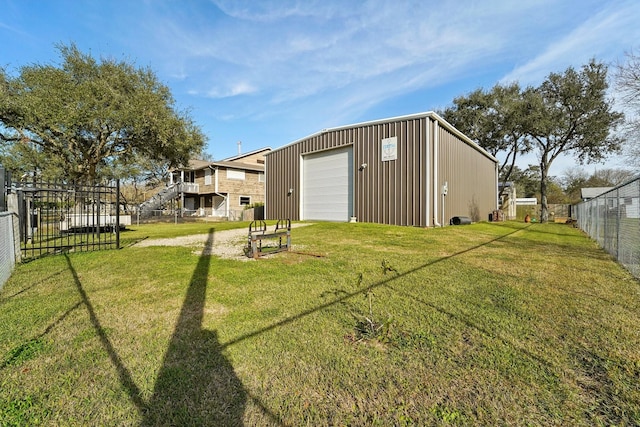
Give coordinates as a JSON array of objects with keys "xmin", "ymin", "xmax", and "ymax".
[
  {"xmin": 580, "ymin": 187, "xmax": 613, "ymax": 200},
  {"xmin": 177, "ymin": 147, "xmax": 272, "ymax": 172}
]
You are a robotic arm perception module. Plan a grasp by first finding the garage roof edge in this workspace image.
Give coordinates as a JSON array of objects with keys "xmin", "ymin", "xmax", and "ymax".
[{"xmin": 265, "ymin": 111, "xmax": 497, "ymax": 163}]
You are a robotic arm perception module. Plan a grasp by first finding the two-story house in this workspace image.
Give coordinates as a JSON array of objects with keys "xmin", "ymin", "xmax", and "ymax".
[{"xmin": 170, "ymin": 147, "xmax": 270, "ymax": 220}]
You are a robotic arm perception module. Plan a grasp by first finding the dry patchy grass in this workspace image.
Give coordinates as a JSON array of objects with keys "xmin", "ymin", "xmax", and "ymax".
[{"xmin": 1, "ymin": 221, "xmax": 639, "ymax": 426}]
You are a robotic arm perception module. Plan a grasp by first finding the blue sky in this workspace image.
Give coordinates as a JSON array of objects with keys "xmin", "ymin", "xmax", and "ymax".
[{"xmin": 1, "ymin": 0, "xmax": 638, "ymax": 176}]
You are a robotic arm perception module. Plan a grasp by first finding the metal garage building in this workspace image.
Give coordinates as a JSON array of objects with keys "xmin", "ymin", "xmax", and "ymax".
[{"xmin": 265, "ymin": 112, "xmax": 498, "ymax": 227}]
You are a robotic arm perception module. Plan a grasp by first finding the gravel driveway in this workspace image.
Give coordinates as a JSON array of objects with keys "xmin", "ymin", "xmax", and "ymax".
[{"xmin": 134, "ymin": 223, "xmax": 311, "ymax": 260}]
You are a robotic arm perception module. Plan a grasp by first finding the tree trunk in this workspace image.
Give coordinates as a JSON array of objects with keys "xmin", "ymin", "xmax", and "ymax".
[{"xmin": 539, "ymin": 159, "xmax": 549, "ymax": 223}]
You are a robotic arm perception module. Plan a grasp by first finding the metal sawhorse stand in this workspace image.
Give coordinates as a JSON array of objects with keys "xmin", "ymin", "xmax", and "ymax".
[{"xmin": 247, "ymin": 219, "xmax": 291, "ymax": 259}]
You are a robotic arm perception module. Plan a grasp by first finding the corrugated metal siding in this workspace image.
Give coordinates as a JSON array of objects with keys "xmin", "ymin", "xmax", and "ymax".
[
  {"xmin": 353, "ymin": 117, "xmax": 428, "ymax": 226},
  {"xmin": 265, "ymin": 112, "xmax": 497, "ymax": 226},
  {"xmin": 436, "ymin": 124, "xmax": 497, "ymax": 223},
  {"xmin": 265, "ymin": 144, "xmax": 302, "ymax": 220}
]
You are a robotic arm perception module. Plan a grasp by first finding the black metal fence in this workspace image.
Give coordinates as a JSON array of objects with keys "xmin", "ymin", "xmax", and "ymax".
[
  {"xmin": 14, "ymin": 180, "xmax": 123, "ymax": 259},
  {"xmin": 574, "ymin": 176, "xmax": 640, "ymax": 280}
]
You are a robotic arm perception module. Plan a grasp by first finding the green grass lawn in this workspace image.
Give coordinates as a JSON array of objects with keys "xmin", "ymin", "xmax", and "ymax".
[{"xmin": 1, "ymin": 221, "xmax": 639, "ymax": 426}]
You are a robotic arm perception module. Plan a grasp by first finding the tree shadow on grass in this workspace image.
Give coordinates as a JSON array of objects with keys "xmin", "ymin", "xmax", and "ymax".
[
  {"xmin": 0, "ymin": 269, "xmax": 67, "ymax": 305},
  {"xmin": 142, "ymin": 229, "xmax": 246, "ymax": 426},
  {"xmin": 24, "ymin": 223, "xmax": 549, "ymax": 425},
  {"xmin": 63, "ymin": 230, "xmax": 249, "ymax": 425},
  {"xmin": 64, "ymin": 254, "xmax": 148, "ymax": 411},
  {"xmin": 220, "ymin": 227, "xmax": 527, "ymax": 350}
]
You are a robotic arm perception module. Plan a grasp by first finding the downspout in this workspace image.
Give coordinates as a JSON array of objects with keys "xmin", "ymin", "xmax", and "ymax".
[
  {"xmin": 495, "ymin": 162, "xmax": 499, "ymax": 211},
  {"xmin": 441, "ymin": 181, "xmax": 447, "ymax": 227},
  {"xmin": 433, "ymin": 119, "xmax": 441, "ymax": 227},
  {"xmin": 426, "ymin": 118, "xmax": 431, "ymax": 227}
]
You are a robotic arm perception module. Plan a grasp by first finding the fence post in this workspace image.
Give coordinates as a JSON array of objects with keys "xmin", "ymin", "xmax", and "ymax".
[
  {"xmin": 0, "ymin": 165, "xmax": 6, "ymax": 212},
  {"xmin": 575, "ymin": 176, "xmax": 640, "ymax": 281},
  {"xmin": 116, "ymin": 179, "xmax": 120, "ymax": 249},
  {"xmin": 616, "ymin": 187, "xmax": 620, "ymax": 260}
]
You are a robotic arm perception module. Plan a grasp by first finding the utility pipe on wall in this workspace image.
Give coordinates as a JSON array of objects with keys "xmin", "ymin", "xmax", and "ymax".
[
  {"xmin": 433, "ymin": 120, "xmax": 441, "ymax": 227},
  {"xmin": 441, "ymin": 181, "xmax": 448, "ymax": 227},
  {"xmin": 425, "ymin": 118, "xmax": 431, "ymax": 227}
]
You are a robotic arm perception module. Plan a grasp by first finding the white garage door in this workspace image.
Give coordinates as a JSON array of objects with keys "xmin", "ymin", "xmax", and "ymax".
[{"xmin": 302, "ymin": 146, "xmax": 353, "ymax": 221}]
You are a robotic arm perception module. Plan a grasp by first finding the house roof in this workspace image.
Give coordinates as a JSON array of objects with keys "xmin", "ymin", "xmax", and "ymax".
[
  {"xmin": 221, "ymin": 147, "xmax": 271, "ymax": 162},
  {"xmin": 185, "ymin": 159, "xmax": 214, "ymax": 170},
  {"xmin": 176, "ymin": 146, "xmax": 270, "ymax": 172},
  {"xmin": 580, "ymin": 187, "xmax": 613, "ymax": 200},
  {"xmin": 211, "ymin": 161, "xmax": 264, "ymax": 172},
  {"xmin": 178, "ymin": 159, "xmax": 264, "ymax": 172}
]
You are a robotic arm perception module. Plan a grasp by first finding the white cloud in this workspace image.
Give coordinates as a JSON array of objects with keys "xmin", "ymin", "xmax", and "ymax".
[
  {"xmin": 48, "ymin": 0, "xmax": 640, "ymax": 156},
  {"xmin": 209, "ymin": 0, "xmax": 346, "ymax": 23},
  {"xmin": 206, "ymin": 81, "xmax": 258, "ymax": 98},
  {"xmin": 500, "ymin": 1, "xmax": 640, "ymax": 86}
]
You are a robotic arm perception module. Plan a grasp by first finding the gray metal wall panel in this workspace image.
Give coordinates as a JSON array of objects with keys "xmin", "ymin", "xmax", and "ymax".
[{"xmin": 0, "ymin": 212, "xmax": 16, "ymax": 290}]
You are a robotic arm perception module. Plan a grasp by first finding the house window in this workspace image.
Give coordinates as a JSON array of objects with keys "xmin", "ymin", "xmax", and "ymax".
[
  {"xmin": 239, "ymin": 196, "xmax": 251, "ymax": 206},
  {"xmin": 227, "ymin": 169, "xmax": 245, "ymax": 180},
  {"xmin": 204, "ymin": 168, "xmax": 212, "ymax": 185},
  {"xmin": 258, "ymin": 172, "xmax": 265, "ymax": 183},
  {"xmin": 184, "ymin": 171, "xmax": 195, "ymax": 183}
]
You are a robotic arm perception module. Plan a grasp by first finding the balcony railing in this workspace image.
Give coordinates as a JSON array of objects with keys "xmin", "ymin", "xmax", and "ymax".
[{"xmin": 180, "ymin": 182, "xmax": 199, "ymax": 193}]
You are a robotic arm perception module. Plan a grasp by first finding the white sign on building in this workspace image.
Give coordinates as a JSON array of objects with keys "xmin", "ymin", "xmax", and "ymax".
[{"xmin": 381, "ymin": 136, "xmax": 397, "ymax": 161}]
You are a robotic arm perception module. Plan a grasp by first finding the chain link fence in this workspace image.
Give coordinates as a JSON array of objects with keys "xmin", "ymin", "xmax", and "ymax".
[{"xmin": 574, "ymin": 176, "xmax": 640, "ymax": 280}]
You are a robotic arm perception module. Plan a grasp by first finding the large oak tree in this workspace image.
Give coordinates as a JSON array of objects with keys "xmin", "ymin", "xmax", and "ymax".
[
  {"xmin": 616, "ymin": 49, "xmax": 640, "ymax": 168},
  {"xmin": 526, "ymin": 60, "xmax": 623, "ymax": 222},
  {"xmin": 441, "ymin": 82, "xmax": 533, "ymax": 197},
  {"xmin": 0, "ymin": 44, "xmax": 205, "ymax": 182},
  {"xmin": 443, "ymin": 60, "xmax": 623, "ymax": 222}
]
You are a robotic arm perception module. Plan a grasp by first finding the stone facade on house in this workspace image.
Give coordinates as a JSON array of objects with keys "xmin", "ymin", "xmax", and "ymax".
[{"xmin": 172, "ymin": 147, "xmax": 270, "ymax": 220}]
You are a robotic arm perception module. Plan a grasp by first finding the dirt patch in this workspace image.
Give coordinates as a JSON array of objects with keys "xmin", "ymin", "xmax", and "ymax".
[{"xmin": 134, "ymin": 223, "xmax": 311, "ymax": 261}]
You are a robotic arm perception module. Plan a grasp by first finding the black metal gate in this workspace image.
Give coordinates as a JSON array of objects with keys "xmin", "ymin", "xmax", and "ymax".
[{"xmin": 15, "ymin": 180, "xmax": 122, "ymax": 259}]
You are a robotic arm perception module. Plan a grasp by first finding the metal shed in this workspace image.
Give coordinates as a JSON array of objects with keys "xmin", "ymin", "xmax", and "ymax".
[{"xmin": 265, "ymin": 112, "xmax": 498, "ymax": 227}]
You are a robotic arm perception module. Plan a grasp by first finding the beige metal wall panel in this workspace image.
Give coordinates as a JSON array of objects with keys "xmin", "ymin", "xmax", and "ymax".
[
  {"xmin": 436, "ymin": 125, "xmax": 497, "ymax": 223},
  {"xmin": 265, "ymin": 112, "xmax": 497, "ymax": 226},
  {"xmin": 352, "ymin": 117, "xmax": 429, "ymax": 226},
  {"xmin": 265, "ymin": 144, "xmax": 302, "ymax": 220}
]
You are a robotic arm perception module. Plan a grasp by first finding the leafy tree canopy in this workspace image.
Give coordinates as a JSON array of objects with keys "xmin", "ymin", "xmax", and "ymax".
[
  {"xmin": 561, "ymin": 167, "xmax": 635, "ymax": 203},
  {"xmin": 527, "ymin": 60, "xmax": 624, "ymax": 221},
  {"xmin": 443, "ymin": 59, "xmax": 623, "ymax": 222},
  {"xmin": 616, "ymin": 49, "xmax": 640, "ymax": 168},
  {"xmin": 441, "ymin": 82, "xmax": 533, "ymax": 192},
  {"xmin": 0, "ymin": 43, "xmax": 206, "ymax": 182}
]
